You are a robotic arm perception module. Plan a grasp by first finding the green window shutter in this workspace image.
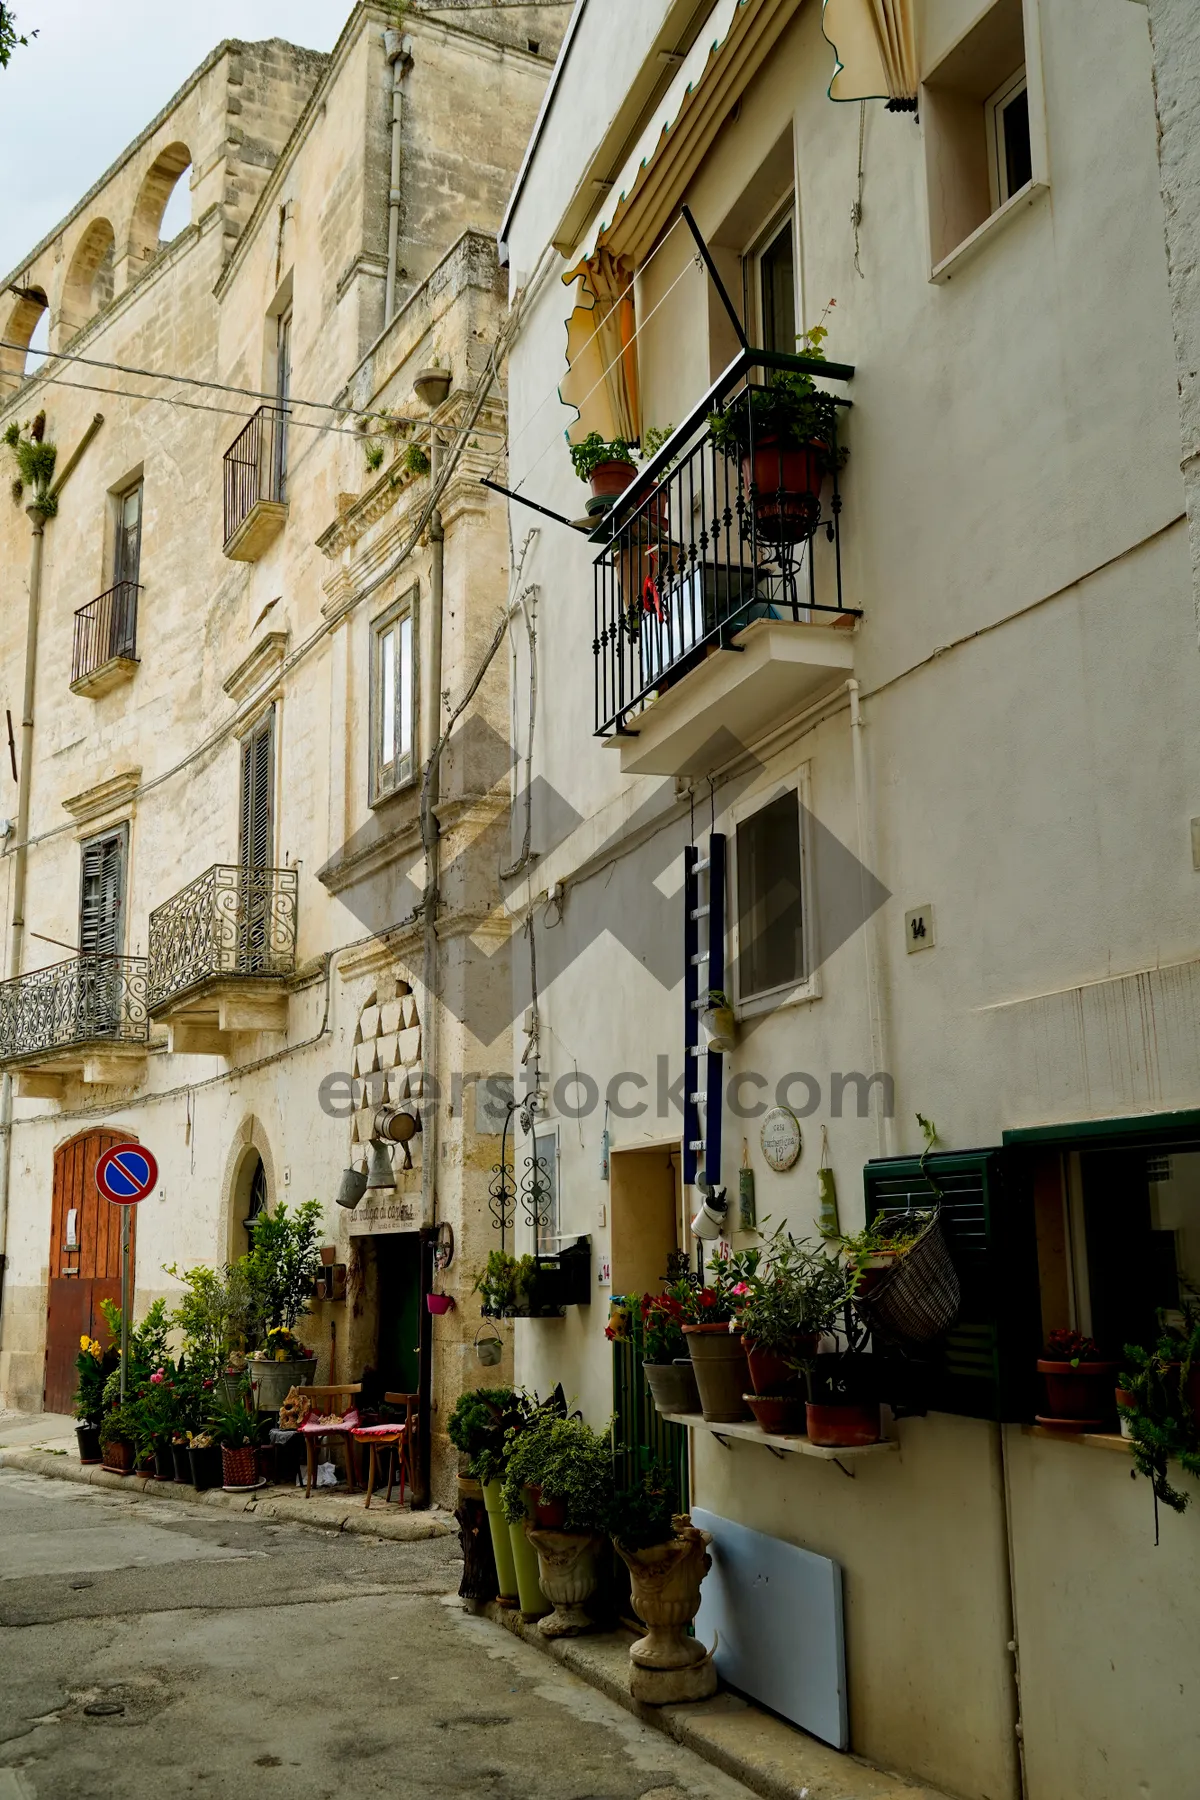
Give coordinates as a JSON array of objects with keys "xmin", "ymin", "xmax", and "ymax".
[
  {"xmin": 863, "ymin": 1150, "xmax": 1041, "ymax": 1422},
  {"xmin": 239, "ymin": 714, "xmax": 274, "ymax": 871},
  {"xmin": 78, "ymin": 829, "xmax": 126, "ymax": 958}
]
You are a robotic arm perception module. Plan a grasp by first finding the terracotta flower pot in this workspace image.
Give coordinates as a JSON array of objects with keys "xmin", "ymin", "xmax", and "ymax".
[
  {"xmin": 526, "ymin": 1527, "xmax": 605, "ymax": 1637},
  {"xmin": 805, "ymin": 1401, "xmax": 881, "ymax": 1447},
  {"xmin": 683, "ymin": 1324, "xmax": 751, "ymax": 1422},
  {"xmin": 643, "ymin": 1360, "xmax": 701, "ymax": 1417},
  {"xmin": 1037, "ymin": 1360, "xmax": 1118, "ymax": 1422},
  {"xmin": 615, "ymin": 1526, "xmax": 717, "ymax": 1704},
  {"xmin": 589, "ymin": 459, "xmax": 636, "ymax": 502},
  {"xmin": 527, "ymin": 1483, "xmax": 568, "ymax": 1530},
  {"xmin": 742, "ymin": 436, "xmax": 826, "ymax": 545},
  {"xmin": 744, "ymin": 1335, "xmax": 816, "ymax": 1398},
  {"xmin": 744, "ymin": 1393, "xmax": 806, "ymax": 1435}
]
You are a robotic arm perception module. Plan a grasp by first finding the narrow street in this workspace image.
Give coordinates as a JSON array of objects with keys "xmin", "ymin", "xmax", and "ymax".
[{"xmin": 0, "ymin": 1469, "xmax": 757, "ymax": 1800}]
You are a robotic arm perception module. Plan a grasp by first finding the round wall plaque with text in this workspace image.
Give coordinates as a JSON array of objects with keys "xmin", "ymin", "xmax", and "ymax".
[{"xmin": 760, "ymin": 1106, "xmax": 802, "ymax": 1172}]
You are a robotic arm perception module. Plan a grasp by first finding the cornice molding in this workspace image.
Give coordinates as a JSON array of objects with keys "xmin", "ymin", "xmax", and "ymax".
[
  {"xmin": 62, "ymin": 768, "xmax": 143, "ymax": 829},
  {"xmin": 223, "ymin": 631, "xmax": 289, "ymax": 706}
]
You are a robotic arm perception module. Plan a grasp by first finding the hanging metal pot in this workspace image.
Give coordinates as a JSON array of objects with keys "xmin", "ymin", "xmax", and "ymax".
[{"xmin": 474, "ymin": 1321, "xmax": 503, "ymax": 1367}]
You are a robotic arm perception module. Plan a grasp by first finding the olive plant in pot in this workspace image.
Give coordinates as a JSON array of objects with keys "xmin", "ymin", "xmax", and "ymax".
[
  {"xmin": 1037, "ymin": 1329, "xmax": 1118, "ymax": 1428},
  {"xmin": 638, "ymin": 1284, "xmax": 701, "ymax": 1418},
  {"xmin": 610, "ymin": 1470, "xmax": 717, "ymax": 1705},
  {"xmin": 447, "ymin": 1385, "xmax": 535, "ymax": 1605},
  {"xmin": 243, "ymin": 1201, "xmax": 323, "ymax": 1410},
  {"xmin": 682, "ymin": 1245, "xmax": 760, "ymax": 1423},
  {"xmin": 739, "ymin": 1234, "xmax": 852, "ymax": 1428},
  {"xmin": 501, "ymin": 1411, "xmax": 615, "ymax": 1637}
]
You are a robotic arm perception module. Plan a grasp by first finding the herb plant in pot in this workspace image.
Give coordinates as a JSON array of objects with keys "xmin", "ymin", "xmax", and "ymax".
[
  {"xmin": 1037, "ymin": 1330, "xmax": 1118, "ymax": 1429},
  {"xmin": 610, "ymin": 1471, "xmax": 717, "ymax": 1705},
  {"xmin": 447, "ymin": 1385, "xmax": 533, "ymax": 1605},
  {"xmin": 569, "ymin": 431, "xmax": 637, "ymax": 510},
  {"xmin": 501, "ymin": 1412, "xmax": 614, "ymax": 1637},
  {"xmin": 639, "ymin": 1288, "xmax": 701, "ymax": 1417}
]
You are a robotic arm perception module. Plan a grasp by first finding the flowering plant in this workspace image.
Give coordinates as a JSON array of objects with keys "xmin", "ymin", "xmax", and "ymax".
[
  {"xmin": 73, "ymin": 1334, "xmax": 117, "ymax": 1422},
  {"xmin": 1045, "ymin": 1329, "xmax": 1101, "ymax": 1367},
  {"xmin": 251, "ymin": 1326, "xmax": 310, "ymax": 1363},
  {"xmin": 640, "ymin": 1291, "xmax": 689, "ymax": 1364}
]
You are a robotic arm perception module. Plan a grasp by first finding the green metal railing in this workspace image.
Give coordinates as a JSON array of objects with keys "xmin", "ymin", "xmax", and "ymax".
[{"xmin": 611, "ymin": 1297, "xmax": 689, "ymax": 1509}]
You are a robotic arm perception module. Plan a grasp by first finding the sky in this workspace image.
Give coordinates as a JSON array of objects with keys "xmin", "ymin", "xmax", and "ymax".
[{"xmin": 0, "ymin": 2, "xmax": 347, "ymax": 278}]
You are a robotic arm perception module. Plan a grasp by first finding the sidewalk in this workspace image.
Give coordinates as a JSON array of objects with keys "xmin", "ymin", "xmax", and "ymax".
[{"xmin": 0, "ymin": 1439, "xmax": 456, "ymax": 1544}]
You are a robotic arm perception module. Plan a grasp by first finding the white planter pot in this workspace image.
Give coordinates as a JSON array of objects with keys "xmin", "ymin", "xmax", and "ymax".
[
  {"xmin": 526, "ymin": 1526, "xmax": 605, "ymax": 1637},
  {"xmin": 700, "ymin": 1006, "xmax": 736, "ymax": 1053}
]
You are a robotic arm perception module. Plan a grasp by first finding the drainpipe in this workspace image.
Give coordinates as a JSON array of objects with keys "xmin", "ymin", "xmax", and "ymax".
[
  {"xmin": 0, "ymin": 414, "xmax": 104, "ymax": 1336},
  {"xmin": 383, "ymin": 30, "xmax": 413, "ymax": 327},
  {"xmin": 849, "ymin": 680, "xmax": 893, "ymax": 1158}
]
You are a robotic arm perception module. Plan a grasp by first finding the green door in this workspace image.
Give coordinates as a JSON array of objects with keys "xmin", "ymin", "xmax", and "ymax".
[{"xmin": 374, "ymin": 1232, "xmax": 421, "ymax": 1394}]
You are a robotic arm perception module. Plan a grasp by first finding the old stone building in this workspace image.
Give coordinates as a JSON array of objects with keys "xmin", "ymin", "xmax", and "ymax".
[{"xmin": 0, "ymin": 0, "xmax": 568, "ymax": 1502}]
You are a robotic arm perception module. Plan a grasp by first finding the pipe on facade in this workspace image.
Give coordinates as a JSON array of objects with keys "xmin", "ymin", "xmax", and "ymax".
[
  {"xmin": 383, "ymin": 30, "xmax": 414, "ymax": 326},
  {"xmin": 848, "ymin": 680, "xmax": 893, "ymax": 1159}
]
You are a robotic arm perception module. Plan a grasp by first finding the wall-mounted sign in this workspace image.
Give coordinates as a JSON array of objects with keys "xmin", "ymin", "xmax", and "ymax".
[
  {"xmin": 95, "ymin": 1143, "xmax": 158, "ymax": 1205},
  {"xmin": 760, "ymin": 1107, "xmax": 802, "ymax": 1172}
]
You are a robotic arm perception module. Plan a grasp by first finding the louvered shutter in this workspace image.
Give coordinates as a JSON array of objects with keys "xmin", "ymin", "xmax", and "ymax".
[
  {"xmin": 239, "ymin": 715, "xmax": 273, "ymax": 871},
  {"xmin": 79, "ymin": 831, "xmax": 125, "ymax": 957},
  {"xmin": 863, "ymin": 1149, "xmax": 1042, "ymax": 1421}
]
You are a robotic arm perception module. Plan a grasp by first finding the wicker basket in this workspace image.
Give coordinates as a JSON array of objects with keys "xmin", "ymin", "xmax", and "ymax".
[
  {"xmin": 854, "ymin": 1208, "xmax": 961, "ymax": 1345},
  {"xmin": 221, "ymin": 1445, "xmax": 259, "ymax": 1488}
]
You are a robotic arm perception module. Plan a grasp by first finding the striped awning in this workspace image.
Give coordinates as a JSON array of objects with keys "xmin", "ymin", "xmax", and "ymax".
[{"xmin": 821, "ymin": 0, "xmax": 918, "ymax": 106}]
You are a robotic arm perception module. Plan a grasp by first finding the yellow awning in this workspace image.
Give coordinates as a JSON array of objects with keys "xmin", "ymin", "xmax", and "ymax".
[{"xmin": 822, "ymin": 0, "xmax": 918, "ymax": 106}]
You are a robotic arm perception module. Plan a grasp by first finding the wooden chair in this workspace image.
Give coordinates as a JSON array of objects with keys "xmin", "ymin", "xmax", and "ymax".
[
  {"xmin": 351, "ymin": 1392, "xmax": 418, "ymax": 1509},
  {"xmin": 296, "ymin": 1384, "xmax": 363, "ymax": 1497}
]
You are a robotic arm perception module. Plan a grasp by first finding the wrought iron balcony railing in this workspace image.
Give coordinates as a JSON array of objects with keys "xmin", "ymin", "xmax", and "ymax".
[
  {"xmin": 222, "ymin": 404, "xmax": 289, "ymax": 548},
  {"xmin": 147, "ymin": 864, "xmax": 299, "ymax": 1012},
  {"xmin": 72, "ymin": 581, "xmax": 140, "ymax": 687},
  {"xmin": 0, "ymin": 955, "xmax": 149, "ymax": 1065},
  {"xmin": 592, "ymin": 356, "xmax": 855, "ymax": 738}
]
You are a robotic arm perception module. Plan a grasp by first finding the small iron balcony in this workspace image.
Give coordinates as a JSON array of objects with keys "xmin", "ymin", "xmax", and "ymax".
[
  {"xmin": 0, "ymin": 954, "xmax": 149, "ymax": 1093},
  {"xmin": 71, "ymin": 582, "xmax": 140, "ymax": 697},
  {"xmin": 148, "ymin": 864, "xmax": 298, "ymax": 1051},
  {"xmin": 592, "ymin": 360, "xmax": 857, "ymax": 775},
  {"xmin": 222, "ymin": 404, "xmax": 289, "ymax": 560}
]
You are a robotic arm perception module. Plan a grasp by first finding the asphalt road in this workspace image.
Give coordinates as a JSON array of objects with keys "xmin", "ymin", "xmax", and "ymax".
[{"xmin": 0, "ymin": 1469, "xmax": 755, "ymax": 1800}]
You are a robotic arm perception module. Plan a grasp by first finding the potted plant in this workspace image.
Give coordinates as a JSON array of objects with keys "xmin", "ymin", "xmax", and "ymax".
[
  {"xmin": 99, "ymin": 1406, "xmax": 137, "ymax": 1474},
  {"xmin": 474, "ymin": 1248, "xmax": 539, "ymax": 1318},
  {"xmin": 841, "ymin": 1210, "xmax": 930, "ymax": 1295},
  {"xmin": 698, "ymin": 990, "xmax": 736, "ymax": 1054},
  {"xmin": 569, "ymin": 431, "xmax": 638, "ymax": 508},
  {"xmin": 242, "ymin": 1201, "xmax": 323, "ymax": 1410},
  {"xmin": 610, "ymin": 1471, "xmax": 717, "ymax": 1704},
  {"xmin": 187, "ymin": 1429, "xmax": 221, "ymax": 1491},
  {"xmin": 708, "ymin": 315, "xmax": 846, "ymax": 548},
  {"xmin": 637, "ymin": 1287, "xmax": 701, "ymax": 1417},
  {"xmin": 73, "ymin": 1333, "xmax": 116, "ymax": 1464},
  {"xmin": 1037, "ymin": 1329, "xmax": 1118, "ymax": 1427},
  {"xmin": 501, "ymin": 1412, "xmax": 614, "ymax": 1637},
  {"xmin": 211, "ymin": 1395, "xmax": 264, "ymax": 1489},
  {"xmin": 681, "ymin": 1245, "xmax": 760, "ymax": 1423},
  {"xmin": 167, "ymin": 1259, "xmax": 254, "ymax": 1397},
  {"xmin": 1119, "ymin": 1306, "xmax": 1200, "ymax": 1525},
  {"xmin": 447, "ymin": 1385, "xmax": 533, "ymax": 1606},
  {"xmin": 804, "ymin": 1301, "xmax": 884, "ymax": 1447},
  {"xmin": 739, "ymin": 1235, "xmax": 853, "ymax": 1408}
]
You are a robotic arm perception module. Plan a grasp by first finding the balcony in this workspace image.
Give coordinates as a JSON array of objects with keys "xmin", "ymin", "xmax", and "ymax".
[
  {"xmin": 148, "ymin": 864, "xmax": 298, "ymax": 1053},
  {"xmin": 222, "ymin": 405, "xmax": 289, "ymax": 561},
  {"xmin": 592, "ymin": 361, "xmax": 857, "ymax": 778},
  {"xmin": 71, "ymin": 582, "xmax": 140, "ymax": 698},
  {"xmin": 0, "ymin": 955, "xmax": 149, "ymax": 1095}
]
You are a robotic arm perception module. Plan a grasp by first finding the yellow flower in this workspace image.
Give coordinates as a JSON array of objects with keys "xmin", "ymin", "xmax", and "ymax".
[{"xmin": 80, "ymin": 1335, "xmax": 90, "ymax": 1351}]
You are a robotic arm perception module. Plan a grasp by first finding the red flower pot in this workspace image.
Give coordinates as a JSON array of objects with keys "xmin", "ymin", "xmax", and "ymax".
[
  {"xmin": 744, "ymin": 1393, "xmax": 806, "ymax": 1435},
  {"xmin": 527, "ymin": 1484, "xmax": 568, "ymax": 1530},
  {"xmin": 742, "ymin": 436, "xmax": 826, "ymax": 545},
  {"xmin": 805, "ymin": 1402, "xmax": 881, "ymax": 1448},
  {"xmin": 1037, "ymin": 1360, "xmax": 1118, "ymax": 1423},
  {"xmin": 744, "ymin": 1335, "xmax": 817, "ymax": 1398},
  {"xmin": 589, "ymin": 459, "xmax": 636, "ymax": 502}
]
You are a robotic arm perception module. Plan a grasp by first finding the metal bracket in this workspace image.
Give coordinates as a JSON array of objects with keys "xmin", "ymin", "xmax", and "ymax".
[
  {"xmin": 712, "ymin": 1432, "xmax": 733, "ymax": 1450},
  {"xmin": 833, "ymin": 1458, "xmax": 856, "ymax": 1479}
]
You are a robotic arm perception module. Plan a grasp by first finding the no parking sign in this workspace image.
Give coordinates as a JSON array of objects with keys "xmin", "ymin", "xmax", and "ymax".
[{"xmin": 95, "ymin": 1142, "xmax": 158, "ymax": 1206}]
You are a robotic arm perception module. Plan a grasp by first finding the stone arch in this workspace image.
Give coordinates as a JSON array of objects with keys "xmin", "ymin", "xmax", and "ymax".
[
  {"xmin": 126, "ymin": 142, "xmax": 193, "ymax": 269},
  {"xmin": 60, "ymin": 218, "xmax": 116, "ymax": 339},
  {"xmin": 220, "ymin": 1115, "xmax": 277, "ymax": 1264},
  {"xmin": 0, "ymin": 284, "xmax": 47, "ymax": 393}
]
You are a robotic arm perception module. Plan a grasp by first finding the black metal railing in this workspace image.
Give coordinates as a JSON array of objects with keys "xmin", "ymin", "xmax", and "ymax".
[
  {"xmin": 72, "ymin": 582, "xmax": 140, "ymax": 686},
  {"xmin": 147, "ymin": 863, "xmax": 298, "ymax": 1011},
  {"xmin": 222, "ymin": 404, "xmax": 289, "ymax": 547},
  {"xmin": 592, "ymin": 358, "xmax": 855, "ymax": 738},
  {"xmin": 0, "ymin": 955, "xmax": 149, "ymax": 1064}
]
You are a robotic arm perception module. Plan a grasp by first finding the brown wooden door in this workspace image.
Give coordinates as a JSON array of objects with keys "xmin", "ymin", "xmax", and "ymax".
[{"xmin": 44, "ymin": 1129, "xmax": 136, "ymax": 1414}]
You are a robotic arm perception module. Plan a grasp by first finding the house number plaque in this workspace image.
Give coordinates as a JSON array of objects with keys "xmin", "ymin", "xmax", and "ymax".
[{"xmin": 760, "ymin": 1106, "xmax": 802, "ymax": 1172}]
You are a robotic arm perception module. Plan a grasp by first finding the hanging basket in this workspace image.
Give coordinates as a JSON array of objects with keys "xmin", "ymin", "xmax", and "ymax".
[
  {"xmin": 474, "ymin": 1321, "xmax": 503, "ymax": 1367},
  {"xmin": 853, "ymin": 1207, "xmax": 961, "ymax": 1345}
]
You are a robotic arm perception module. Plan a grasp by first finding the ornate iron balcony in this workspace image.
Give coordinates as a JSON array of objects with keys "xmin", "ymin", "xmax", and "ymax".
[
  {"xmin": 223, "ymin": 404, "xmax": 289, "ymax": 553},
  {"xmin": 0, "ymin": 955, "xmax": 149, "ymax": 1066},
  {"xmin": 147, "ymin": 864, "xmax": 299, "ymax": 1012},
  {"xmin": 72, "ymin": 581, "xmax": 140, "ymax": 688},
  {"xmin": 592, "ymin": 364, "xmax": 855, "ymax": 739}
]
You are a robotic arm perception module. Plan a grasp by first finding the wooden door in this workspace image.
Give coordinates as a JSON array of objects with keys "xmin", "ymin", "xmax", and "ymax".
[{"xmin": 44, "ymin": 1129, "xmax": 136, "ymax": 1413}]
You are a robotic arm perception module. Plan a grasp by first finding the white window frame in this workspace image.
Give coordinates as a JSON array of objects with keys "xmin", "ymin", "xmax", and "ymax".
[
  {"xmin": 728, "ymin": 768, "xmax": 820, "ymax": 1022},
  {"xmin": 985, "ymin": 65, "xmax": 1031, "ymax": 211},
  {"xmin": 369, "ymin": 585, "xmax": 418, "ymax": 805},
  {"xmin": 743, "ymin": 200, "xmax": 798, "ymax": 356}
]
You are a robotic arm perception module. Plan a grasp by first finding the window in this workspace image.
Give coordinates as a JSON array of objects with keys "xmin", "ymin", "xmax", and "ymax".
[
  {"xmin": 240, "ymin": 1153, "xmax": 269, "ymax": 1254},
  {"xmin": 370, "ymin": 589, "xmax": 417, "ymax": 803},
  {"xmin": 110, "ymin": 481, "xmax": 142, "ymax": 661},
  {"xmin": 753, "ymin": 214, "xmax": 796, "ymax": 355},
  {"xmin": 275, "ymin": 307, "xmax": 292, "ymax": 501},
  {"xmin": 733, "ymin": 790, "xmax": 809, "ymax": 1009},
  {"xmin": 79, "ymin": 827, "xmax": 127, "ymax": 958},
  {"xmin": 922, "ymin": 0, "xmax": 1043, "ymax": 274},
  {"xmin": 530, "ymin": 1127, "xmax": 560, "ymax": 1256},
  {"xmin": 239, "ymin": 712, "xmax": 275, "ymax": 871}
]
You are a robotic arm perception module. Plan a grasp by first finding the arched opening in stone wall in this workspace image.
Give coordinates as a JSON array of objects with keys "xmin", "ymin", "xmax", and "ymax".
[
  {"xmin": 61, "ymin": 219, "xmax": 116, "ymax": 337},
  {"xmin": 128, "ymin": 142, "xmax": 193, "ymax": 268},
  {"xmin": 0, "ymin": 284, "xmax": 48, "ymax": 391},
  {"xmin": 229, "ymin": 1145, "xmax": 270, "ymax": 1263}
]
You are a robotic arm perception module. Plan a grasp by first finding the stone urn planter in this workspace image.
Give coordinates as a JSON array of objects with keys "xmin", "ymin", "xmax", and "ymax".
[
  {"xmin": 526, "ymin": 1526, "xmax": 606, "ymax": 1637},
  {"xmin": 247, "ymin": 1357, "xmax": 318, "ymax": 1413},
  {"xmin": 682, "ymin": 1323, "xmax": 751, "ymax": 1422},
  {"xmin": 643, "ymin": 1359, "xmax": 701, "ymax": 1417},
  {"xmin": 615, "ymin": 1523, "xmax": 718, "ymax": 1704}
]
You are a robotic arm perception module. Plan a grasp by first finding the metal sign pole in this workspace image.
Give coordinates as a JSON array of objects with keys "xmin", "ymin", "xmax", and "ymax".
[{"xmin": 119, "ymin": 1206, "xmax": 131, "ymax": 1403}]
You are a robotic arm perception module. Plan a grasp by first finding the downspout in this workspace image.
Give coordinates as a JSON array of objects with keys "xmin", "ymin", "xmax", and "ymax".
[
  {"xmin": 0, "ymin": 412, "xmax": 105, "ymax": 1327},
  {"xmin": 383, "ymin": 30, "xmax": 413, "ymax": 327},
  {"xmin": 848, "ymin": 680, "xmax": 893, "ymax": 1158},
  {"xmin": 415, "ymin": 422, "xmax": 444, "ymax": 1507}
]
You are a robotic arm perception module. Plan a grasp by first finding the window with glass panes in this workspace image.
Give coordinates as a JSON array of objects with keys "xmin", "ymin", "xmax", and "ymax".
[{"xmin": 371, "ymin": 588, "xmax": 416, "ymax": 802}]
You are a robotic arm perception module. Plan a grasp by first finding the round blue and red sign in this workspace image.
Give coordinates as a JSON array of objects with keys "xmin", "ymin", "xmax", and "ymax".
[{"xmin": 95, "ymin": 1143, "xmax": 159, "ymax": 1206}]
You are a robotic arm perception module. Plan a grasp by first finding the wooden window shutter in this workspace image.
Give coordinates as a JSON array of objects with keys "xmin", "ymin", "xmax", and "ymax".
[
  {"xmin": 79, "ymin": 830, "xmax": 126, "ymax": 957},
  {"xmin": 240, "ymin": 714, "xmax": 274, "ymax": 870},
  {"xmin": 863, "ymin": 1150, "xmax": 1042, "ymax": 1421}
]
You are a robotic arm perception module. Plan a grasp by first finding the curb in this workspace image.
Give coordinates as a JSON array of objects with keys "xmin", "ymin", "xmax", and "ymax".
[
  {"xmin": 484, "ymin": 1604, "xmax": 949, "ymax": 1800},
  {"xmin": 0, "ymin": 1447, "xmax": 456, "ymax": 1543}
]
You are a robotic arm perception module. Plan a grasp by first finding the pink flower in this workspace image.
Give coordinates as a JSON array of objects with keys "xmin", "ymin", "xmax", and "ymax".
[
  {"xmin": 731, "ymin": 1282, "xmax": 750, "ymax": 1296},
  {"xmin": 150, "ymin": 1369, "xmax": 165, "ymax": 1384}
]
